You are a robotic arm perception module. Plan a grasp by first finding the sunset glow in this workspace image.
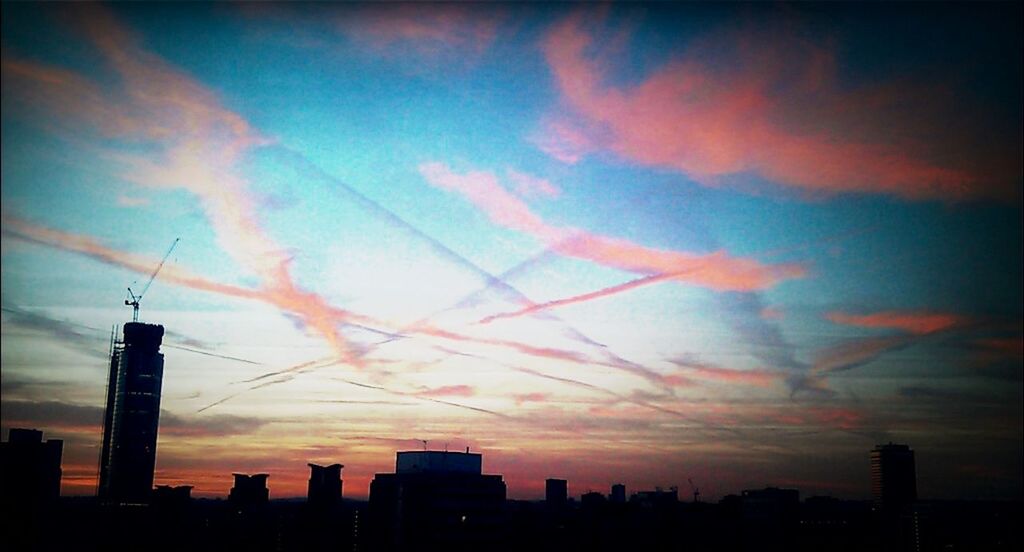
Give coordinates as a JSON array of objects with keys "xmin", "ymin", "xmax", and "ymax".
[{"xmin": 2, "ymin": 2, "xmax": 1020, "ymax": 502}]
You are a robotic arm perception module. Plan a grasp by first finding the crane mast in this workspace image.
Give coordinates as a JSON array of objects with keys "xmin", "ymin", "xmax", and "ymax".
[{"xmin": 125, "ymin": 238, "xmax": 179, "ymax": 322}]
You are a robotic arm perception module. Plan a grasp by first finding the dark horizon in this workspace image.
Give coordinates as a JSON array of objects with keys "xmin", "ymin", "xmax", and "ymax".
[{"xmin": 3, "ymin": 432, "xmax": 1020, "ymax": 552}]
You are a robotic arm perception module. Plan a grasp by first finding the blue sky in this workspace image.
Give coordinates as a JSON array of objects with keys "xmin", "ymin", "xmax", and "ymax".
[{"xmin": 1, "ymin": 2, "xmax": 1020, "ymax": 500}]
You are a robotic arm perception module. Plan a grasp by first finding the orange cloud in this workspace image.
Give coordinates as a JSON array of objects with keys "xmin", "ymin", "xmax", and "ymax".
[
  {"xmin": 538, "ymin": 13, "xmax": 1015, "ymax": 200},
  {"xmin": 420, "ymin": 162, "xmax": 805, "ymax": 292},
  {"xmin": 826, "ymin": 310, "xmax": 965, "ymax": 335}
]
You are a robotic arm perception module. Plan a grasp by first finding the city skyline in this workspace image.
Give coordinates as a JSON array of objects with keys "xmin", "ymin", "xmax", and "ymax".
[{"xmin": 2, "ymin": 3, "xmax": 1021, "ymax": 502}]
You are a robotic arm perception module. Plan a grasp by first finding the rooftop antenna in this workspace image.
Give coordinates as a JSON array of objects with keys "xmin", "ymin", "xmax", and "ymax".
[
  {"xmin": 125, "ymin": 237, "xmax": 179, "ymax": 322},
  {"xmin": 421, "ymin": 439, "xmax": 428, "ymax": 451}
]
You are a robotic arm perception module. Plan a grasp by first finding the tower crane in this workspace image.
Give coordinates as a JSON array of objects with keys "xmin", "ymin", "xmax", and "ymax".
[
  {"xmin": 688, "ymin": 478, "xmax": 701, "ymax": 503},
  {"xmin": 125, "ymin": 238, "xmax": 179, "ymax": 322}
]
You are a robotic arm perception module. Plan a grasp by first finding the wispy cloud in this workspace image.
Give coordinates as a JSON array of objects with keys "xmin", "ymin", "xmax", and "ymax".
[
  {"xmin": 668, "ymin": 357, "xmax": 781, "ymax": 388},
  {"xmin": 1, "ymin": 304, "xmax": 109, "ymax": 360},
  {"xmin": 160, "ymin": 411, "xmax": 268, "ymax": 437},
  {"xmin": 812, "ymin": 335, "xmax": 913, "ymax": 376},
  {"xmin": 414, "ymin": 384, "xmax": 476, "ymax": 398},
  {"xmin": 6, "ymin": 213, "xmax": 675, "ymax": 400},
  {"xmin": 2, "ymin": 215, "xmax": 262, "ymax": 301},
  {"xmin": 512, "ymin": 392, "xmax": 551, "ymax": 405},
  {"xmin": 537, "ymin": 11, "xmax": 1017, "ymax": 200},
  {"xmin": 3, "ymin": 5, "xmax": 364, "ymax": 364},
  {"xmin": 335, "ymin": 3, "xmax": 503, "ymax": 58},
  {"xmin": 826, "ymin": 310, "xmax": 965, "ymax": 335},
  {"xmin": 506, "ymin": 168, "xmax": 561, "ymax": 199},
  {"xmin": 420, "ymin": 161, "xmax": 805, "ymax": 292}
]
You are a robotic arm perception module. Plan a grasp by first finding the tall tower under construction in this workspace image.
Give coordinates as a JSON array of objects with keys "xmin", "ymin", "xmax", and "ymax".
[{"xmin": 99, "ymin": 322, "xmax": 165, "ymax": 504}]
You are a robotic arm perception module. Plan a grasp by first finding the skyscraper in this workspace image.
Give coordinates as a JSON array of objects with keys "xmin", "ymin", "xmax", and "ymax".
[
  {"xmin": 610, "ymin": 483, "xmax": 626, "ymax": 504},
  {"xmin": 870, "ymin": 443, "xmax": 917, "ymax": 512},
  {"xmin": 545, "ymin": 478, "xmax": 568, "ymax": 507},
  {"xmin": 307, "ymin": 463, "xmax": 343, "ymax": 507},
  {"xmin": 230, "ymin": 473, "xmax": 270, "ymax": 507},
  {"xmin": 98, "ymin": 322, "xmax": 165, "ymax": 504}
]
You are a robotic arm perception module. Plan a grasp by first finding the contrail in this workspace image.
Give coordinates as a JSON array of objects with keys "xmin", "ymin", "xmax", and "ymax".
[
  {"xmin": 478, "ymin": 269, "xmax": 694, "ymax": 324},
  {"xmin": 475, "ymin": 225, "xmax": 883, "ymax": 324},
  {"xmin": 263, "ymin": 146, "xmax": 668, "ymax": 384},
  {"xmin": 162, "ymin": 343, "xmax": 263, "ymax": 365}
]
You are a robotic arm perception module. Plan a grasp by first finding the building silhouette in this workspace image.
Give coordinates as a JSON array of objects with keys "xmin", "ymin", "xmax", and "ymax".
[
  {"xmin": 230, "ymin": 473, "xmax": 270, "ymax": 507},
  {"xmin": 0, "ymin": 428, "xmax": 63, "ymax": 508},
  {"xmin": 631, "ymin": 486, "xmax": 679, "ymax": 508},
  {"xmin": 98, "ymin": 322, "xmax": 165, "ymax": 504},
  {"xmin": 545, "ymin": 478, "xmax": 568, "ymax": 507},
  {"xmin": 368, "ymin": 449, "xmax": 506, "ymax": 551},
  {"xmin": 307, "ymin": 463, "xmax": 343, "ymax": 507},
  {"xmin": 739, "ymin": 487, "xmax": 800, "ymax": 524},
  {"xmin": 870, "ymin": 443, "xmax": 917, "ymax": 513},
  {"xmin": 152, "ymin": 484, "xmax": 192, "ymax": 516},
  {"xmin": 152, "ymin": 484, "xmax": 192, "ymax": 503},
  {"xmin": 610, "ymin": 483, "xmax": 626, "ymax": 504},
  {"xmin": 581, "ymin": 490, "xmax": 606, "ymax": 509}
]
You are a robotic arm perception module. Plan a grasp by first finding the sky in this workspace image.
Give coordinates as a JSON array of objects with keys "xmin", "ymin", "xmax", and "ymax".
[{"xmin": 1, "ymin": 2, "xmax": 1021, "ymax": 502}]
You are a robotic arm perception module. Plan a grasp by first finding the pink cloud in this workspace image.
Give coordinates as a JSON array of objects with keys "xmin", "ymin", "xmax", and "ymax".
[
  {"xmin": 4, "ymin": 212, "xmax": 676, "ymax": 392},
  {"xmin": 2, "ymin": 214, "xmax": 263, "ymax": 302},
  {"xmin": 2, "ymin": 6, "xmax": 370, "ymax": 364},
  {"xmin": 759, "ymin": 405, "xmax": 863, "ymax": 430},
  {"xmin": 826, "ymin": 310, "xmax": 965, "ymax": 335},
  {"xmin": 336, "ymin": 4, "xmax": 501, "ymax": 58},
  {"xmin": 679, "ymin": 365, "xmax": 780, "ymax": 388},
  {"xmin": 414, "ymin": 385, "xmax": 476, "ymax": 398},
  {"xmin": 419, "ymin": 162, "xmax": 805, "ymax": 292},
  {"xmin": 806, "ymin": 406, "xmax": 862, "ymax": 430},
  {"xmin": 512, "ymin": 392, "xmax": 550, "ymax": 405},
  {"xmin": 760, "ymin": 307, "xmax": 784, "ymax": 320},
  {"xmin": 480, "ymin": 271, "xmax": 674, "ymax": 324},
  {"xmin": 538, "ymin": 13, "xmax": 1016, "ymax": 200},
  {"xmin": 506, "ymin": 168, "xmax": 561, "ymax": 199},
  {"xmin": 419, "ymin": 162, "xmax": 558, "ymax": 239},
  {"xmin": 530, "ymin": 116, "xmax": 595, "ymax": 164},
  {"xmin": 971, "ymin": 337, "xmax": 1023, "ymax": 356},
  {"xmin": 812, "ymin": 335, "xmax": 913, "ymax": 376},
  {"xmin": 968, "ymin": 335, "xmax": 1024, "ymax": 370}
]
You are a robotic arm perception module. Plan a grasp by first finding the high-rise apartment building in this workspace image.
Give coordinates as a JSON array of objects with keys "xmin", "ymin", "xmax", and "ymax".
[
  {"xmin": 98, "ymin": 322, "xmax": 165, "ymax": 504},
  {"xmin": 307, "ymin": 463, "xmax": 343, "ymax": 507},
  {"xmin": 870, "ymin": 443, "xmax": 917, "ymax": 512}
]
